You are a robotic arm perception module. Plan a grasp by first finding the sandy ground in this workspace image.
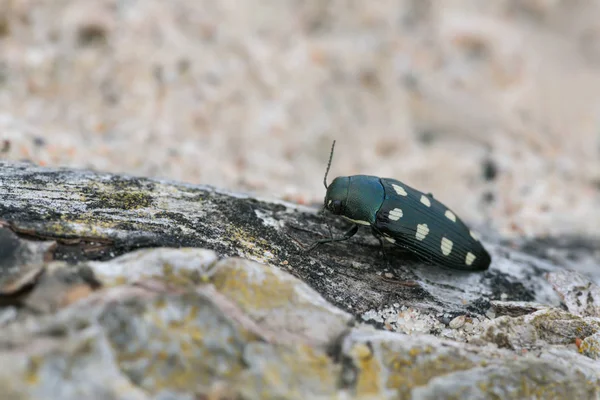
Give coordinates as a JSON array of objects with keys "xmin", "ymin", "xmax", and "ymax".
[{"xmin": 0, "ymin": 0, "xmax": 599, "ymax": 239}]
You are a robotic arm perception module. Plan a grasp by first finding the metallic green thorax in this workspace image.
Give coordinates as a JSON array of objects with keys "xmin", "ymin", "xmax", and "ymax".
[{"xmin": 325, "ymin": 175, "xmax": 384, "ymax": 224}]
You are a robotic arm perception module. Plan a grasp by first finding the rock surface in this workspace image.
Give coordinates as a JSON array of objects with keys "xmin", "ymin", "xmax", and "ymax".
[{"xmin": 0, "ymin": 162, "xmax": 599, "ymax": 399}]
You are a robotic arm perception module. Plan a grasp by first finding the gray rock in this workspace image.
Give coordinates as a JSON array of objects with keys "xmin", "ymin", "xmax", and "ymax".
[
  {"xmin": 0, "ymin": 162, "xmax": 599, "ymax": 399},
  {"xmin": 483, "ymin": 308, "xmax": 600, "ymax": 350},
  {"xmin": 581, "ymin": 332, "xmax": 600, "ymax": 360},
  {"xmin": 489, "ymin": 300, "xmax": 549, "ymax": 317},
  {"xmin": 0, "ymin": 161, "xmax": 577, "ymax": 317},
  {"xmin": 547, "ymin": 269, "xmax": 600, "ymax": 317}
]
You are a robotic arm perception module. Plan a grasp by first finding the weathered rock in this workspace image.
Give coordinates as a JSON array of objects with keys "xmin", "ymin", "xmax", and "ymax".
[
  {"xmin": 0, "ymin": 161, "xmax": 576, "ymax": 319},
  {"xmin": 489, "ymin": 300, "xmax": 549, "ymax": 317},
  {"xmin": 0, "ymin": 228, "xmax": 101, "ymax": 313},
  {"xmin": 411, "ymin": 357, "xmax": 599, "ymax": 400},
  {"xmin": 0, "ymin": 252, "xmax": 598, "ymax": 399},
  {"xmin": 1, "ymin": 162, "xmax": 600, "ymax": 399},
  {"xmin": 580, "ymin": 332, "xmax": 600, "ymax": 360},
  {"xmin": 483, "ymin": 308, "xmax": 600, "ymax": 350},
  {"xmin": 341, "ymin": 329, "xmax": 600, "ymax": 399},
  {"xmin": 547, "ymin": 269, "xmax": 600, "ymax": 317},
  {"xmin": 89, "ymin": 248, "xmax": 353, "ymax": 347},
  {"xmin": 18, "ymin": 262, "xmax": 101, "ymax": 313},
  {"xmin": 207, "ymin": 256, "xmax": 353, "ymax": 347},
  {"xmin": 0, "ymin": 276, "xmax": 345, "ymax": 399},
  {"xmin": 0, "ymin": 228, "xmax": 53, "ymax": 306},
  {"xmin": 89, "ymin": 247, "xmax": 218, "ymax": 287},
  {"xmin": 0, "ymin": 227, "xmax": 56, "ymax": 269}
]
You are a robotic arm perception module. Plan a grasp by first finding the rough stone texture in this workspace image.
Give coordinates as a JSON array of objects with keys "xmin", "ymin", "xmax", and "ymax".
[
  {"xmin": 341, "ymin": 330, "xmax": 599, "ymax": 400},
  {"xmin": 581, "ymin": 332, "xmax": 600, "ymax": 361},
  {"xmin": 0, "ymin": 162, "xmax": 599, "ymax": 399},
  {"xmin": 90, "ymin": 248, "xmax": 353, "ymax": 347},
  {"xmin": 488, "ymin": 300, "xmax": 550, "ymax": 317},
  {"xmin": 483, "ymin": 308, "xmax": 600, "ymax": 350},
  {"xmin": 207, "ymin": 257, "xmax": 353, "ymax": 347},
  {"xmin": 90, "ymin": 247, "xmax": 219, "ymax": 286},
  {"xmin": 0, "ymin": 247, "xmax": 599, "ymax": 399},
  {"xmin": 0, "ymin": 161, "xmax": 582, "ymax": 320},
  {"xmin": 546, "ymin": 270, "xmax": 600, "ymax": 318}
]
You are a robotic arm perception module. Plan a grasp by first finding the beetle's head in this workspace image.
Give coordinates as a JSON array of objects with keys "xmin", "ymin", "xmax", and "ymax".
[{"xmin": 324, "ymin": 176, "xmax": 349, "ymax": 215}]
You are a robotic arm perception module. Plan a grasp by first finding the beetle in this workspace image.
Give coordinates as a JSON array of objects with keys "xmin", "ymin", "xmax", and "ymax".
[{"xmin": 309, "ymin": 141, "xmax": 491, "ymax": 271}]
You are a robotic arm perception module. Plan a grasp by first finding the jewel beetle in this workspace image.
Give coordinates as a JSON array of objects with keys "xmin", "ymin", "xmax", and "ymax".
[{"xmin": 310, "ymin": 141, "xmax": 491, "ymax": 271}]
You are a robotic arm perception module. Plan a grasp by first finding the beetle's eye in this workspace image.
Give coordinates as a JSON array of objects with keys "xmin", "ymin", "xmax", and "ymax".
[{"xmin": 331, "ymin": 200, "xmax": 342, "ymax": 214}]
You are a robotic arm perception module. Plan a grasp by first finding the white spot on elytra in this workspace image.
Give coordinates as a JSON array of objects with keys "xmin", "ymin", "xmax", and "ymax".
[
  {"xmin": 392, "ymin": 184, "xmax": 408, "ymax": 196},
  {"xmin": 470, "ymin": 230, "xmax": 480, "ymax": 241},
  {"xmin": 327, "ymin": 200, "xmax": 332, "ymax": 206},
  {"xmin": 385, "ymin": 236, "xmax": 396, "ymax": 243},
  {"xmin": 441, "ymin": 237, "xmax": 453, "ymax": 256},
  {"xmin": 420, "ymin": 195, "xmax": 431, "ymax": 207},
  {"xmin": 465, "ymin": 252, "xmax": 476, "ymax": 266},
  {"xmin": 445, "ymin": 210, "xmax": 456, "ymax": 222},
  {"xmin": 388, "ymin": 208, "xmax": 403, "ymax": 221},
  {"xmin": 416, "ymin": 224, "xmax": 429, "ymax": 241}
]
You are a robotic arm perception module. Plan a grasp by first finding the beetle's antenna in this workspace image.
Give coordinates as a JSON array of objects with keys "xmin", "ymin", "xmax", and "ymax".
[{"xmin": 323, "ymin": 140, "xmax": 336, "ymax": 189}]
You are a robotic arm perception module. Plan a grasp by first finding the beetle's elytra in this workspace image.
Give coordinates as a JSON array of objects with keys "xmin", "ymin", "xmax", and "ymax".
[{"xmin": 311, "ymin": 141, "xmax": 491, "ymax": 271}]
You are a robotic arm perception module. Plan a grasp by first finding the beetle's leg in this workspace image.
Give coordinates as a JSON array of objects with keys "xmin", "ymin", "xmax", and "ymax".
[
  {"xmin": 376, "ymin": 235, "xmax": 389, "ymax": 263},
  {"xmin": 287, "ymin": 223, "xmax": 324, "ymax": 237},
  {"xmin": 370, "ymin": 227, "xmax": 390, "ymax": 266},
  {"xmin": 307, "ymin": 224, "xmax": 359, "ymax": 252}
]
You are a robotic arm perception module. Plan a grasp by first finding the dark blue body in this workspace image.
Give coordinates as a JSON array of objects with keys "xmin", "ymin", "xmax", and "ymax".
[{"xmin": 324, "ymin": 175, "xmax": 491, "ymax": 271}]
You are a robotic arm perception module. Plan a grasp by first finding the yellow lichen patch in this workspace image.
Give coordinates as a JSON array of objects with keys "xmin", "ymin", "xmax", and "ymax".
[
  {"xmin": 110, "ymin": 299, "xmax": 251, "ymax": 393},
  {"xmin": 350, "ymin": 343, "xmax": 381, "ymax": 396},
  {"xmin": 225, "ymin": 226, "xmax": 278, "ymax": 264},
  {"xmin": 154, "ymin": 297, "xmax": 167, "ymax": 309},
  {"xmin": 580, "ymin": 335, "xmax": 600, "ymax": 358},
  {"xmin": 96, "ymin": 190, "xmax": 153, "ymax": 210},
  {"xmin": 244, "ymin": 342, "xmax": 340, "ymax": 398},
  {"xmin": 284, "ymin": 344, "xmax": 335, "ymax": 379},
  {"xmin": 40, "ymin": 218, "xmax": 118, "ymax": 240},
  {"xmin": 24, "ymin": 356, "xmax": 41, "ymax": 385},
  {"xmin": 408, "ymin": 347, "xmax": 421, "ymax": 358},
  {"xmin": 160, "ymin": 262, "xmax": 200, "ymax": 287},
  {"xmin": 487, "ymin": 365, "xmax": 600, "ymax": 399},
  {"xmin": 382, "ymin": 345, "xmax": 475, "ymax": 396},
  {"xmin": 530, "ymin": 309, "xmax": 599, "ymax": 342},
  {"xmin": 531, "ymin": 309, "xmax": 580, "ymax": 323},
  {"xmin": 210, "ymin": 259, "xmax": 293, "ymax": 310},
  {"xmin": 113, "ymin": 276, "xmax": 128, "ymax": 286},
  {"xmin": 113, "ymin": 348, "xmax": 152, "ymax": 364}
]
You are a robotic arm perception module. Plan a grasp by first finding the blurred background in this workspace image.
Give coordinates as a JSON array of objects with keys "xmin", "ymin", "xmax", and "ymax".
[{"xmin": 0, "ymin": 0, "xmax": 599, "ymax": 239}]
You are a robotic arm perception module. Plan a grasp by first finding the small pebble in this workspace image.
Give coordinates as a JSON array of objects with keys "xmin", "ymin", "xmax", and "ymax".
[{"xmin": 449, "ymin": 315, "xmax": 466, "ymax": 329}]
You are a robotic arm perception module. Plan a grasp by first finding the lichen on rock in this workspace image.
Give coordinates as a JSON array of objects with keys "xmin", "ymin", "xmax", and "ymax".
[{"xmin": 0, "ymin": 162, "xmax": 599, "ymax": 399}]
